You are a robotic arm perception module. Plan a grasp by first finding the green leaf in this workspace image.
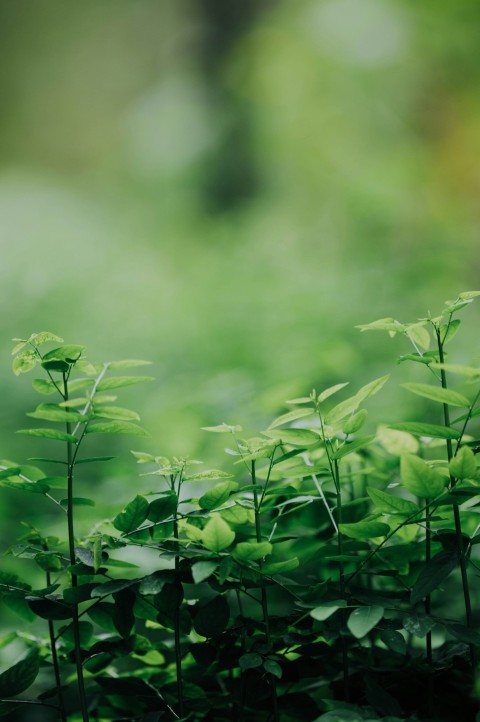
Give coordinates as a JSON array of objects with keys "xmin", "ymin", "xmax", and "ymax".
[
  {"xmin": 347, "ymin": 606, "xmax": 384, "ymax": 638},
  {"xmin": 60, "ymin": 497, "xmax": 95, "ymax": 509},
  {"xmin": 233, "ymin": 541, "xmax": 272, "ymax": 562},
  {"xmin": 402, "ymin": 613, "xmax": 434, "ymax": 638},
  {"xmin": 94, "ymin": 406, "xmax": 140, "ymax": 422},
  {"xmin": 406, "ymin": 323, "xmax": 430, "ymax": 351},
  {"xmin": 201, "ymin": 424, "xmax": 242, "ymax": 433},
  {"xmin": 199, "ymin": 481, "xmax": 238, "ymax": 510},
  {"xmin": 263, "ymin": 659, "xmax": 282, "ymax": 678},
  {"xmin": 342, "ymin": 409, "xmax": 368, "ymax": 435},
  {"xmin": 325, "ymin": 395, "xmax": 361, "ymax": 426},
  {"xmin": 42, "ymin": 345, "xmax": 84, "ymax": 362},
  {"xmin": 12, "ymin": 353, "xmax": 37, "ymax": 376},
  {"xmin": 388, "ymin": 422, "xmax": 460, "ymax": 440},
  {"xmin": 410, "ymin": 550, "xmax": 458, "ymax": 605},
  {"xmin": 86, "ymin": 421, "xmax": 149, "ymax": 437},
  {"xmin": 27, "ymin": 403, "xmax": 87, "ymax": 423},
  {"xmin": 310, "ymin": 600, "xmax": 346, "ymax": 621},
  {"xmin": 339, "ymin": 521, "xmax": 389, "ymax": 540},
  {"xmin": 131, "ymin": 451, "xmax": 157, "ymax": 463},
  {"xmin": 458, "ymin": 290, "xmax": 480, "ymax": 300},
  {"xmin": 262, "ymin": 557, "xmax": 299, "ymax": 574},
  {"xmin": 76, "ymin": 456, "xmax": 115, "ymax": 465},
  {"xmin": 430, "ymin": 363, "xmax": 480, "ymax": 379},
  {"xmin": 331, "ymin": 435, "xmax": 376, "ymax": 460},
  {"xmin": 449, "ymin": 446, "xmax": 477, "ymax": 480},
  {"xmin": 113, "ymin": 495, "xmax": 149, "ymax": 533},
  {"xmin": 0, "ymin": 649, "xmax": 40, "ymax": 696},
  {"xmin": 91, "ymin": 579, "xmax": 138, "ymax": 598},
  {"xmin": 107, "ymin": 359, "xmax": 152, "ymax": 370},
  {"xmin": 147, "ymin": 493, "xmax": 178, "ymax": 522},
  {"xmin": 239, "ymin": 652, "xmax": 263, "ymax": 671},
  {"xmin": 0, "ymin": 478, "xmax": 49, "ymax": 493},
  {"xmin": 440, "ymin": 319, "xmax": 461, "ymax": 345},
  {"xmin": 32, "ymin": 379, "xmax": 57, "ymax": 395},
  {"xmin": 97, "ymin": 376, "xmax": 154, "ymax": 391},
  {"xmin": 356, "ymin": 318, "xmax": 403, "ymax": 333},
  {"xmin": 402, "ymin": 383, "xmax": 469, "ymax": 408},
  {"xmin": 317, "ymin": 383, "xmax": 349, "ymax": 404},
  {"xmin": 268, "ymin": 408, "xmax": 314, "ymax": 429},
  {"xmin": 400, "ymin": 454, "xmax": 445, "ymax": 499},
  {"xmin": 16, "ymin": 428, "xmax": 78, "ymax": 443},
  {"xmin": 191, "ymin": 561, "xmax": 218, "ymax": 584},
  {"xmin": 380, "ymin": 629, "xmax": 406, "ymax": 655},
  {"xmin": 202, "ymin": 516, "xmax": 235, "ymax": 552},
  {"xmin": 34, "ymin": 552, "xmax": 63, "ymax": 572},
  {"xmin": 377, "ymin": 426, "xmax": 419, "ymax": 455},
  {"xmin": 193, "ymin": 595, "xmax": 230, "ymax": 638},
  {"xmin": 184, "ymin": 470, "xmax": 234, "ymax": 482},
  {"xmin": 367, "ymin": 488, "xmax": 419, "ymax": 515},
  {"xmin": 264, "ymin": 428, "xmax": 320, "ymax": 446},
  {"xmin": 355, "ymin": 375, "xmax": 390, "ymax": 404}
]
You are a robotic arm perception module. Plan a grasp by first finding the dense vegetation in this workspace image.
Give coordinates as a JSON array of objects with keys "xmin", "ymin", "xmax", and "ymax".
[{"xmin": 0, "ymin": 292, "xmax": 479, "ymax": 721}]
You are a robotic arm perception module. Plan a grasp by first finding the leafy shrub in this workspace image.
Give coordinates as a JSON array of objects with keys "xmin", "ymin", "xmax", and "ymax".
[{"xmin": 1, "ymin": 293, "xmax": 480, "ymax": 721}]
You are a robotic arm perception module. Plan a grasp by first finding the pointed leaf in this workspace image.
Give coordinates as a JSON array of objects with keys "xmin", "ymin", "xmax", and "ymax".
[
  {"xmin": 388, "ymin": 422, "xmax": 460, "ymax": 440},
  {"xmin": 339, "ymin": 521, "xmax": 389, "ymax": 540},
  {"xmin": 113, "ymin": 495, "xmax": 149, "ymax": 533},
  {"xmin": 401, "ymin": 454, "xmax": 445, "ymax": 499},
  {"xmin": 410, "ymin": 550, "xmax": 458, "ymax": 604},
  {"xmin": 0, "ymin": 649, "xmax": 40, "ymax": 696},
  {"xmin": 233, "ymin": 541, "xmax": 272, "ymax": 561},
  {"xmin": 449, "ymin": 446, "xmax": 477, "ymax": 480},
  {"xmin": 202, "ymin": 516, "xmax": 235, "ymax": 552},
  {"xmin": 17, "ymin": 429, "xmax": 78, "ymax": 443},
  {"xmin": 268, "ymin": 408, "xmax": 315, "ymax": 429},
  {"xmin": 347, "ymin": 606, "xmax": 384, "ymax": 638},
  {"xmin": 86, "ymin": 421, "xmax": 149, "ymax": 437},
  {"xmin": 402, "ymin": 383, "xmax": 469, "ymax": 408},
  {"xmin": 96, "ymin": 376, "xmax": 154, "ymax": 391},
  {"xmin": 107, "ymin": 359, "xmax": 152, "ymax": 370},
  {"xmin": 199, "ymin": 481, "xmax": 238, "ymax": 510},
  {"xmin": 191, "ymin": 561, "xmax": 218, "ymax": 584},
  {"xmin": 317, "ymin": 382, "xmax": 349, "ymax": 404},
  {"xmin": 367, "ymin": 487, "xmax": 419, "ymax": 515}
]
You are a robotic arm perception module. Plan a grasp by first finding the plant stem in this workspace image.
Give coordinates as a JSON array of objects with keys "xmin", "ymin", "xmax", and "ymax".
[
  {"xmin": 172, "ymin": 475, "xmax": 184, "ymax": 718},
  {"xmin": 251, "ymin": 461, "xmax": 279, "ymax": 722},
  {"xmin": 334, "ymin": 459, "xmax": 349, "ymax": 702},
  {"xmin": 64, "ymin": 373, "xmax": 90, "ymax": 722},
  {"xmin": 435, "ymin": 329, "xmax": 476, "ymax": 671},
  {"xmin": 424, "ymin": 499, "xmax": 433, "ymax": 716},
  {"xmin": 43, "ymin": 543, "xmax": 67, "ymax": 722}
]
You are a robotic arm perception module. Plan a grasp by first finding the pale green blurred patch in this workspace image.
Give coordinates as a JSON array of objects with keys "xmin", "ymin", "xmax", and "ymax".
[{"xmin": 0, "ymin": 0, "xmax": 479, "ymax": 539}]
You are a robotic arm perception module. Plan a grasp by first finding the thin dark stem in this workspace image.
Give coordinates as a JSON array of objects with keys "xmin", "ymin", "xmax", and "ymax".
[
  {"xmin": 44, "ymin": 544, "xmax": 67, "ymax": 722},
  {"xmin": 251, "ymin": 461, "xmax": 279, "ymax": 722},
  {"xmin": 334, "ymin": 459, "xmax": 349, "ymax": 702},
  {"xmin": 64, "ymin": 372, "xmax": 90, "ymax": 722},
  {"xmin": 172, "ymin": 474, "xmax": 184, "ymax": 718},
  {"xmin": 424, "ymin": 499, "xmax": 433, "ymax": 716},
  {"xmin": 435, "ymin": 328, "xmax": 476, "ymax": 672}
]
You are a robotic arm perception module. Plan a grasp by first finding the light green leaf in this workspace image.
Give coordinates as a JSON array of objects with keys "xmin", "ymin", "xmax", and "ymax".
[
  {"xmin": 32, "ymin": 379, "xmax": 57, "ymax": 395},
  {"xmin": 331, "ymin": 435, "xmax": 375, "ymax": 460},
  {"xmin": 202, "ymin": 515, "xmax": 235, "ymax": 552},
  {"xmin": 107, "ymin": 359, "xmax": 152, "ymax": 370},
  {"xmin": 264, "ymin": 428, "xmax": 320, "ymax": 446},
  {"xmin": 388, "ymin": 422, "xmax": 460, "ymax": 440},
  {"xmin": 42, "ymin": 345, "xmax": 84, "ymax": 362},
  {"xmin": 12, "ymin": 353, "xmax": 37, "ymax": 376},
  {"xmin": 401, "ymin": 454, "xmax": 446, "ymax": 499},
  {"xmin": 339, "ymin": 521, "xmax": 389, "ymax": 540},
  {"xmin": 430, "ymin": 363, "xmax": 480, "ymax": 379},
  {"xmin": 191, "ymin": 561, "xmax": 218, "ymax": 584},
  {"xmin": 131, "ymin": 451, "xmax": 157, "ymax": 463},
  {"xmin": 317, "ymin": 383, "xmax": 349, "ymax": 404},
  {"xmin": 93, "ymin": 406, "xmax": 141, "ymax": 422},
  {"xmin": 268, "ymin": 408, "xmax": 314, "ymax": 429},
  {"xmin": 233, "ymin": 541, "xmax": 272, "ymax": 561},
  {"xmin": 342, "ymin": 409, "xmax": 368, "ymax": 435},
  {"xmin": 458, "ymin": 290, "xmax": 480, "ymax": 300},
  {"xmin": 406, "ymin": 323, "xmax": 430, "ymax": 351},
  {"xmin": 201, "ymin": 424, "xmax": 243, "ymax": 433},
  {"xmin": 347, "ymin": 606, "xmax": 384, "ymax": 638},
  {"xmin": 449, "ymin": 446, "xmax": 477, "ymax": 480},
  {"xmin": 16, "ymin": 428, "xmax": 78, "ymax": 443},
  {"xmin": 27, "ymin": 403, "xmax": 88, "ymax": 423},
  {"xmin": 402, "ymin": 383, "xmax": 469, "ymax": 408},
  {"xmin": 97, "ymin": 376, "xmax": 154, "ymax": 391},
  {"xmin": 355, "ymin": 375, "xmax": 390, "ymax": 404},
  {"xmin": 113, "ymin": 495, "xmax": 149, "ymax": 533},
  {"xmin": 86, "ymin": 421, "xmax": 149, "ymax": 437},
  {"xmin": 367, "ymin": 487, "xmax": 419, "ymax": 515},
  {"xmin": 356, "ymin": 318, "xmax": 403, "ymax": 333},
  {"xmin": 184, "ymin": 469, "xmax": 233, "ymax": 482},
  {"xmin": 199, "ymin": 481, "xmax": 238, "ymax": 510},
  {"xmin": 440, "ymin": 319, "xmax": 461, "ymax": 345},
  {"xmin": 325, "ymin": 395, "xmax": 361, "ymax": 426},
  {"xmin": 310, "ymin": 600, "xmax": 346, "ymax": 621},
  {"xmin": 377, "ymin": 426, "xmax": 419, "ymax": 455}
]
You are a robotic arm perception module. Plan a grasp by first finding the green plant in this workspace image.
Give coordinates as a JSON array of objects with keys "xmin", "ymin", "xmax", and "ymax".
[{"xmin": 0, "ymin": 293, "xmax": 479, "ymax": 722}]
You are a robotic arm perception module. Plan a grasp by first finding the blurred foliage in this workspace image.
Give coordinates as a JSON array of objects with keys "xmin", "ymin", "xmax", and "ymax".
[{"xmin": 0, "ymin": 0, "xmax": 480, "ymax": 548}]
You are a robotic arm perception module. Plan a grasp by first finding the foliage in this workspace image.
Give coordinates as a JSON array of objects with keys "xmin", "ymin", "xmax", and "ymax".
[{"xmin": 1, "ymin": 294, "xmax": 480, "ymax": 721}]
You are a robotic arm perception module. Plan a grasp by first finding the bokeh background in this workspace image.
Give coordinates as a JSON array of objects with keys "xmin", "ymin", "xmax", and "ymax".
[{"xmin": 1, "ymin": 0, "xmax": 480, "ymax": 562}]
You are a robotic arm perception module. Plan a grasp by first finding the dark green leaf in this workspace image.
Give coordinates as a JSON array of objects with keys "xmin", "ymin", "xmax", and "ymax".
[
  {"xmin": 239, "ymin": 652, "xmax": 263, "ymax": 671},
  {"xmin": 347, "ymin": 606, "xmax": 384, "ymax": 638},
  {"xmin": 0, "ymin": 649, "xmax": 40, "ymax": 696},
  {"xmin": 410, "ymin": 550, "xmax": 458, "ymax": 604},
  {"xmin": 147, "ymin": 493, "xmax": 178, "ymax": 522},
  {"xmin": 193, "ymin": 595, "xmax": 230, "ymax": 638},
  {"xmin": 113, "ymin": 495, "xmax": 149, "ymax": 533}
]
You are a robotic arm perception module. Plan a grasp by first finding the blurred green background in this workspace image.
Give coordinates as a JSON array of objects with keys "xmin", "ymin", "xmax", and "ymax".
[{"xmin": 1, "ymin": 0, "xmax": 480, "ymax": 540}]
